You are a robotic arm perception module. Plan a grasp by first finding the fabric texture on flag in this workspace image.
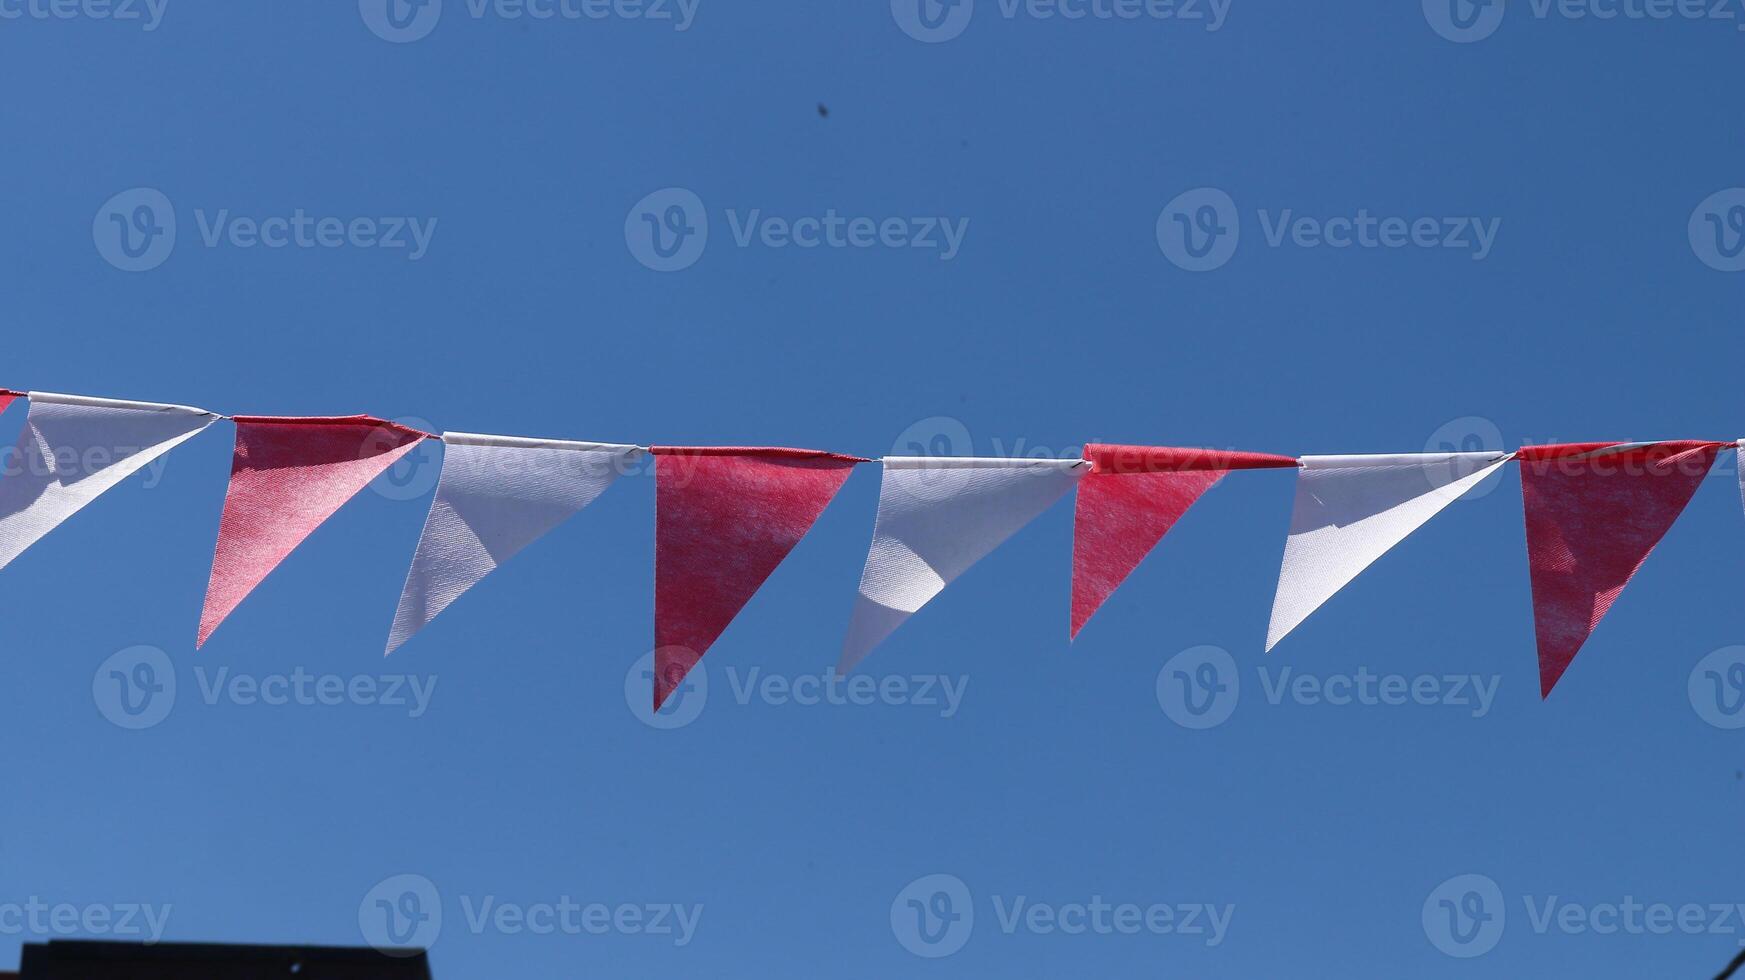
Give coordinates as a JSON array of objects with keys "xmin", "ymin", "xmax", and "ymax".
[
  {"xmin": 1265, "ymin": 451, "xmax": 1512, "ymax": 651},
  {"xmin": 653, "ymin": 447, "xmax": 865, "ymax": 709},
  {"xmin": 1072, "ymin": 445, "xmax": 1297, "ymax": 639},
  {"xmin": 1738, "ymin": 439, "xmax": 1745, "ymax": 517},
  {"xmin": 198, "ymin": 416, "xmax": 430, "ymax": 647},
  {"xmin": 386, "ymin": 433, "xmax": 642, "ymax": 655},
  {"xmin": 0, "ymin": 391, "xmax": 217, "ymax": 572},
  {"xmin": 1518, "ymin": 440, "xmax": 1724, "ymax": 697},
  {"xmin": 840, "ymin": 456, "xmax": 1087, "ymax": 674}
]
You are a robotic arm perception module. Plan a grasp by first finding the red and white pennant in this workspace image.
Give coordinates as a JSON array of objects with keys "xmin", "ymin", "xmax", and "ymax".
[{"xmin": 0, "ymin": 389, "xmax": 1732, "ymax": 701}]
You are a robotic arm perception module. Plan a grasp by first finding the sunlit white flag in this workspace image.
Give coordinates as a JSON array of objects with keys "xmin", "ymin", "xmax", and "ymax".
[
  {"xmin": 0, "ymin": 391, "xmax": 217, "ymax": 571},
  {"xmin": 387, "ymin": 432, "xmax": 641, "ymax": 653},
  {"xmin": 839, "ymin": 456, "xmax": 1086, "ymax": 673},
  {"xmin": 1266, "ymin": 451, "xmax": 1511, "ymax": 651}
]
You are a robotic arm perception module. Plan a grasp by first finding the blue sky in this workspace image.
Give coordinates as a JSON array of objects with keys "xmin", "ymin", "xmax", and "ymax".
[{"xmin": 3, "ymin": 1, "xmax": 1745, "ymax": 976}]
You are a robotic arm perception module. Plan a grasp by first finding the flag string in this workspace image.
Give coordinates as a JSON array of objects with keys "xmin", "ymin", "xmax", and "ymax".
[
  {"xmin": 1, "ymin": 387, "xmax": 1740, "ymax": 699},
  {"xmin": 2, "ymin": 386, "xmax": 1740, "ymax": 465}
]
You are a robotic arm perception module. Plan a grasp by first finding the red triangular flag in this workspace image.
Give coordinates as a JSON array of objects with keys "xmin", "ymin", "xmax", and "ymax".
[
  {"xmin": 198, "ymin": 416, "xmax": 429, "ymax": 647},
  {"xmin": 1072, "ymin": 445, "xmax": 1298, "ymax": 638},
  {"xmin": 1519, "ymin": 440, "xmax": 1724, "ymax": 697},
  {"xmin": 0, "ymin": 389, "xmax": 21, "ymax": 414},
  {"xmin": 653, "ymin": 447, "xmax": 864, "ymax": 709}
]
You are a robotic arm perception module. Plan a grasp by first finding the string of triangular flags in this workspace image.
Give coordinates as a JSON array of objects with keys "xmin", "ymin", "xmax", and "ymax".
[{"xmin": 0, "ymin": 389, "xmax": 1734, "ymax": 705}]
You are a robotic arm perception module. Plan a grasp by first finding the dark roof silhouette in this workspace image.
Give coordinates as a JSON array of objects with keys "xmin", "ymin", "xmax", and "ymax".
[{"xmin": 3, "ymin": 941, "xmax": 431, "ymax": 978}]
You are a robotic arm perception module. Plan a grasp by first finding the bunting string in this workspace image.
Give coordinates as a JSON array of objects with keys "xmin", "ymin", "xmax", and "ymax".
[{"xmin": 0, "ymin": 387, "xmax": 1737, "ymax": 701}]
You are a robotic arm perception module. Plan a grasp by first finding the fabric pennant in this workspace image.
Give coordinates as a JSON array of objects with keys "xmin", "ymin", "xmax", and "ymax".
[
  {"xmin": 840, "ymin": 456, "xmax": 1087, "ymax": 674},
  {"xmin": 1072, "ymin": 445, "xmax": 1298, "ymax": 639},
  {"xmin": 1738, "ymin": 439, "xmax": 1745, "ymax": 516},
  {"xmin": 0, "ymin": 389, "xmax": 20, "ymax": 415},
  {"xmin": 198, "ymin": 416, "xmax": 430, "ymax": 647},
  {"xmin": 386, "ymin": 433, "xmax": 642, "ymax": 655},
  {"xmin": 1519, "ymin": 440, "xmax": 1725, "ymax": 697},
  {"xmin": 653, "ymin": 447, "xmax": 865, "ymax": 709},
  {"xmin": 1265, "ymin": 451, "xmax": 1512, "ymax": 651},
  {"xmin": 0, "ymin": 391, "xmax": 217, "ymax": 572}
]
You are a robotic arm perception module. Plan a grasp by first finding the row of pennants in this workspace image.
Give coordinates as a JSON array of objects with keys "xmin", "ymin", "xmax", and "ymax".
[{"xmin": 0, "ymin": 389, "xmax": 1732, "ymax": 706}]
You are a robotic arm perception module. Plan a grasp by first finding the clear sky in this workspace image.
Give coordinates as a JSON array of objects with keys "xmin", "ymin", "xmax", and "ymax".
[{"xmin": 2, "ymin": 1, "xmax": 1744, "ymax": 976}]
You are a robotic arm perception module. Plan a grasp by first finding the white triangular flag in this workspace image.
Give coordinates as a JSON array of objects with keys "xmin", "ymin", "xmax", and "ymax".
[
  {"xmin": 1737, "ymin": 439, "xmax": 1745, "ymax": 516},
  {"xmin": 839, "ymin": 456, "xmax": 1087, "ymax": 673},
  {"xmin": 386, "ymin": 432, "xmax": 641, "ymax": 653},
  {"xmin": 0, "ymin": 391, "xmax": 217, "ymax": 571},
  {"xmin": 1266, "ymin": 451, "xmax": 1512, "ymax": 651}
]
